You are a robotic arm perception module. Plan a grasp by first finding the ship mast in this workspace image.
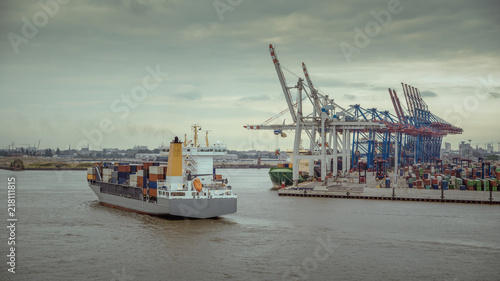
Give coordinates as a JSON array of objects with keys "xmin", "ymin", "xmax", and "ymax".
[{"xmin": 192, "ymin": 124, "xmax": 201, "ymax": 147}]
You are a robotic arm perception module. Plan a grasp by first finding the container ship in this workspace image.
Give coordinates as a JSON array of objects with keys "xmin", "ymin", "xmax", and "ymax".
[{"xmin": 87, "ymin": 132, "xmax": 237, "ymax": 219}]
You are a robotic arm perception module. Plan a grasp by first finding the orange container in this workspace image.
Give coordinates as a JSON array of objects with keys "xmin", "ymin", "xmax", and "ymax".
[
  {"xmin": 143, "ymin": 188, "xmax": 147, "ymax": 195},
  {"xmin": 149, "ymin": 189, "xmax": 157, "ymax": 197},
  {"xmin": 137, "ymin": 176, "xmax": 143, "ymax": 187},
  {"xmin": 118, "ymin": 165, "xmax": 131, "ymax": 172},
  {"xmin": 149, "ymin": 174, "xmax": 164, "ymax": 182},
  {"xmin": 215, "ymin": 174, "xmax": 222, "ymax": 180}
]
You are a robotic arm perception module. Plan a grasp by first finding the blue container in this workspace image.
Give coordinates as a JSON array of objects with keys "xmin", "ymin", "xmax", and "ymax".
[
  {"xmin": 442, "ymin": 180, "xmax": 449, "ymax": 190},
  {"xmin": 385, "ymin": 178, "xmax": 391, "ymax": 188},
  {"xmin": 118, "ymin": 172, "xmax": 129, "ymax": 179},
  {"xmin": 399, "ymin": 169, "xmax": 404, "ymax": 176},
  {"xmin": 153, "ymin": 163, "xmax": 160, "ymax": 166},
  {"xmin": 118, "ymin": 178, "xmax": 126, "ymax": 184},
  {"xmin": 432, "ymin": 184, "xmax": 439, "ymax": 190},
  {"xmin": 148, "ymin": 181, "xmax": 157, "ymax": 189},
  {"xmin": 423, "ymin": 173, "xmax": 429, "ymax": 179},
  {"xmin": 459, "ymin": 185, "xmax": 466, "ymax": 190},
  {"xmin": 131, "ymin": 166, "xmax": 137, "ymax": 173},
  {"xmin": 110, "ymin": 178, "xmax": 117, "ymax": 184},
  {"xmin": 113, "ymin": 166, "xmax": 119, "ymax": 171},
  {"xmin": 409, "ymin": 183, "xmax": 413, "ymax": 188},
  {"xmin": 143, "ymin": 177, "xmax": 147, "ymax": 188}
]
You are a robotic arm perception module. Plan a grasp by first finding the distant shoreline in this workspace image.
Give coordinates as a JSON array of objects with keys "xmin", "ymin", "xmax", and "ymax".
[{"xmin": 0, "ymin": 159, "xmax": 275, "ymax": 171}]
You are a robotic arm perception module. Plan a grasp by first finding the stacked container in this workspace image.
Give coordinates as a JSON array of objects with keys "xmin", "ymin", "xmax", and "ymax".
[
  {"xmin": 118, "ymin": 164, "xmax": 130, "ymax": 185},
  {"xmin": 148, "ymin": 165, "xmax": 166, "ymax": 197},
  {"xmin": 102, "ymin": 168, "xmax": 113, "ymax": 182},
  {"xmin": 130, "ymin": 174, "xmax": 138, "ymax": 187},
  {"xmin": 137, "ymin": 170, "xmax": 144, "ymax": 188},
  {"xmin": 87, "ymin": 168, "xmax": 96, "ymax": 180}
]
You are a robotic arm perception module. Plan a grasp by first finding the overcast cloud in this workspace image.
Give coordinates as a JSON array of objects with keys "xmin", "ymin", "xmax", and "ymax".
[{"xmin": 1, "ymin": 0, "xmax": 499, "ymax": 150}]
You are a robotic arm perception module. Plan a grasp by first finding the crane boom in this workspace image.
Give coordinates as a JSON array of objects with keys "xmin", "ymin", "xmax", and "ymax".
[
  {"xmin": 269, "ymin": 44, "xmax": 297, "ymax": 123},
  {"xmin": 302, "ymin": 62, "xmax": 322, "ymax": 113}
]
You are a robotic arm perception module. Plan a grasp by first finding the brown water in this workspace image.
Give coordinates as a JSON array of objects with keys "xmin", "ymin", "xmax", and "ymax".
[{"xmin": 1, "ymin": 169, "xmax": 499, "ymax": 280}]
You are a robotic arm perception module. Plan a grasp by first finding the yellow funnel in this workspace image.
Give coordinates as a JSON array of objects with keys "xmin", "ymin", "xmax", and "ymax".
[{"xmin": 167, "ymin": 137, "xmax": 183, "ymax": 177}]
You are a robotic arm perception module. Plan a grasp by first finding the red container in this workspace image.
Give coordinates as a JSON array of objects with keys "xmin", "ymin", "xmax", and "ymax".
[
  {"xmin": 143, "ymin": 188, "xmax": 147, "ymax": 196},
  {"xmin": 149, "ymin": 189, "xmax": 157, "ymax": 197},
  {"xmin": 143, "ymin": 162, "xmax": 154, "ymax": 170}
]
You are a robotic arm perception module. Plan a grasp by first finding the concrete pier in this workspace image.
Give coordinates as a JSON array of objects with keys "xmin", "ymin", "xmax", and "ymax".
[{"xmin": 278, "ymin": 180, "xmax": 500, "ymax": 204}]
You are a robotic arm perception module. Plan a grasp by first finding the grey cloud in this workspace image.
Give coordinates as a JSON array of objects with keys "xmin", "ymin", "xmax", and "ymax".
[
  {"xmin": 344, "ymin": 94, "xmax": 356, "ymax": 100},
  {"xmin": 238, "ymin": 95, "xmax": 271, "ymax": 102},
  {"xmin": 420, "ymin": 91, "xmax": 438, "ymax": 98},
  {"xmin": 174, "ymin": 85, "xmax": 202, "ymax": 100},
  {"xmin": 490, "ymin": 92, "xmax": 500, "ymax": 98}
]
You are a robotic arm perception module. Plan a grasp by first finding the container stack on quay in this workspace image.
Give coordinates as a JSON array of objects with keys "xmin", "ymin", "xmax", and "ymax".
[
  {"xmin": 377, "ymin": 161, "xmax": 500, "ymax": 192},
  {"xmin": 86, "ymin": 162, "xmax": 169, "ymax": 199}
]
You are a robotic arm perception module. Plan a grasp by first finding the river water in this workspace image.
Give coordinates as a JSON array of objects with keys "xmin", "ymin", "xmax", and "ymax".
[{"xmin": 1, "ymin": 169, "xmax": 499, "ymax": 281}]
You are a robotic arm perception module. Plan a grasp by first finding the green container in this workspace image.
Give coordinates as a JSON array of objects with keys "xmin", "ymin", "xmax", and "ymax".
[
  {"xmin": 420, "ymin": 168, "xmax": 423, "ymax": 176},
  {"xmin": 449, "ymin": 184, "xmax": 455, "ymax": 190},
  {"xmin": 493, "ymin": 186, "xmax": 498, "ymax": 192},
  {"xmin": 484, "ymin": 180, "xmax": 489, "ymax": 191},
  {"xmin": 467, "ymin": 180, "xmax": 474, "ymax": 187},
  {"xmin": 408, "ymin": 178, "xmax": 413, "ymax": 184},
  {"xmin": 425, "ymin": 185, "xmax": 431, "ymax": 189},
  {"xmin": 475, "ymin": 179, "xmax": 481, "ymax": 191}
]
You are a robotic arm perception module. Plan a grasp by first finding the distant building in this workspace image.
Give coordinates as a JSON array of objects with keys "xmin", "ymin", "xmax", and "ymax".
[
  {"xmin": 444, "ymin": 142, "xmax": 451, "ymax": 152},
  {"xmin": 133, "ymin": 145, "xmax": 148, "ymax": 151},
  {"xmin": 487, "ymin": 143, "xmax": 493, "ymax": 154}
]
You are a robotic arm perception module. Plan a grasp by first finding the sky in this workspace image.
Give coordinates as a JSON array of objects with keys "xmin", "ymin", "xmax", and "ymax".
[{"xmin": 1, "ymin": 0, "xmax": 499, "ymax": 151}]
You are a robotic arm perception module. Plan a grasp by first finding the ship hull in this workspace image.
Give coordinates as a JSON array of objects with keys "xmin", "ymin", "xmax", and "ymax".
[
  {"xmin": 268, "ymin": 167, "xmax": 304, "ymax": 188},
  {"xmin": 89, "ymin": 183, "xmax": 236, "ymax": 219}
]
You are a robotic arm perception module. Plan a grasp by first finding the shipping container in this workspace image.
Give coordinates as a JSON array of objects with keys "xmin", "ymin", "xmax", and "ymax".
[
  {"xmin": 441, "ymin": 181, "xmax": 449, "ymax": 190},
  {"xmin": 148, "ymin": 181, "xmax": 157, "ymax": 189},
  {"xmin": 149, "ymin": 188, "xmax": 157, "ymax": 197},
  {"xmin": 118, "ymin": 165, "xmax": 131, "ymax": 172},
  {"xmin": 149, "ymin": 174, "xmax": 164, "ymax": 182},
  {"xmin": 150, "ymin": 166, "xmax": 164, "ymax": 175}
]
